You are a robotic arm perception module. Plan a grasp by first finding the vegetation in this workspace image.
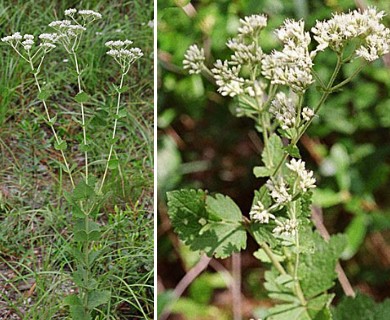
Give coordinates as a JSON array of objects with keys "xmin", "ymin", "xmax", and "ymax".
[
  {"xmin": 0, "ymin": 1, "xmax": 153, "ymax": 319},
  {"xmin": 157, "ymin": 0, "xmax": 390, "ymax": 319}
]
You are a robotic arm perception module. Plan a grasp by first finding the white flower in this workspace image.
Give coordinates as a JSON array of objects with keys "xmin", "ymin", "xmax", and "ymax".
[
  {"xmin": 49, "ymin": 20, "xmax": 72, "ymax": 28},
  {"xmin": 286, "ymin": 158, "xmax": 316, "ymax": 191},
  {"xmin": 238, "ymin": 14, "xmax": 267, "ymax": 37},
  {"xmin": 39, "ymin": 33, "xmax": 58, "ymax": 42},
  {"xmin": 1, "ymin": 32, "xmax": 23, "ymax": 43},
  {"xmin": 312, "ymin": 6, "xmax": 390, "ymax": 60},
  {"xmin": 226, "ymin": 38, "xmax": 262, "ymax": 65},
  {"xmin": 212, "ymin": 59, "xmax": 245, "ymax": 97},
  {"xmin": 262, "ymin": 19, "xmax": 313, "ymax": 92},
  {"xmin": 270, "ymin": 92, "xmax": 296, "ymax": 130},
  {"xmin": 78, "ymin": 9, "xmax": 102, "ymax": 19},
  {"xmin": 22, "ymin": 39, "xmax": 34, "ymax": 51},
  {"xmin": 266, "ymin": 177, "xmax": 292, "ymax": 204},
  {"xmin": 23, "ymin": 34, "xmax": 34, "ymax": 40},
  {"xmin": 147, "ymin": 20, "xmax": 154, "ymax": 28},
  {"xmin": 302, "ymin": 107, "xmax": 314, "ymax": 122},
  {"xmin": 64, "ymin": 8, "xmax": 77, "ymax": 16},
  {"xmin": 106, "ymin": 40, "xmax": 143, "ymax": 68},
  {"xmin": 249, "ymin": 201, "xmax": 275, "ymax": 224},
  {"xmin": 183, "ymin": 44, "xmax": 205, "ymax": 75},
  {"xmin": 273, "ymin": 219, "xmax": 298, "ymax": 237}
]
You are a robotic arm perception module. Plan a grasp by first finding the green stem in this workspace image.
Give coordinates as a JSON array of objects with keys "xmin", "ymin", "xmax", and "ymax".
[
  {"xmin": 259, "ymin": 53, "xmax": 343, "ymax": 201},
  {"xmin": 29, "ymin": 58, "xmax": 75, "ymax": 189},
  {"xmin": 72, "ymin": 50, "xmax": 89, "ymax": 184},
  {"xmin": 99, "ymin": 71, "xmax": 126, "ymax": 193},
  {"xmin": 244, "ymin": 220, "xmax": 287, "ymax": 275}
]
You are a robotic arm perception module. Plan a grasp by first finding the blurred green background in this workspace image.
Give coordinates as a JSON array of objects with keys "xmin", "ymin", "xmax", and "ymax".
[{"xmin": 157, "ymin": 0, "xmax": 390, "ymax": 319}]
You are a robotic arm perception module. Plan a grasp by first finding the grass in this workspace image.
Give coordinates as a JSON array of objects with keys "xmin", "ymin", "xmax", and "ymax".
[{"xmin": 0, "ymin": 0, "xmax": 154, "ymax": 318}]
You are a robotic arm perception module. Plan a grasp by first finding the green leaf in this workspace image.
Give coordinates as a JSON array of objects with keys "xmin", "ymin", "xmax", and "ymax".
[
  {"xmin": 47, "ymin": 115, "xmax": 57, "ymax": 126},
  {"xmin": 262, "ymin": 134, "xmax": 284, "ymax": 171},
  {"xmin": 75, "ymin": 91, "xmax": 90, "ymax": 103},
  {"xmin": 118, "ymin": 85, "xmax": 129, "ymax": 93},
  {"xmin": 332, "ymin": 293, "xmax": 390, "ymax": 320},
  {"xmin": 79, "ymin": 143, "xmax": 92, "ymax": 152},
  {"xmin": 117, "ymin": 109, "xmax": 127, "ymax": 118},
  {"xmin": 64, "ymin": 294, "xmax": 82, "ymax": 306},
  {"xmin": 87, "ymin": 290, "xmax": 111, "ymax": 309},
  {"xmin": 341, "ymin": 214, "xmax": 367, "ymax": 259},
  {"xmin": 167, "ymin": 189, "xmax": 247, "ymax": 259},
  {"xmin": 108, "ymin": 159, "xmax": 119, "ymax": 169},
  {"xmin": 72, "ymin": 181, "xmax": 96, "ymax": 201},
  {"xmin": 74, "ymin": 219, "xmax": 101, "ymax": 242},
  {"xmin": 299, "ymin": 232, "xmax": 346, "ymax": 298},
  {"xmin": 38, "ymin": 89, "xmax": 50, "ymax": 100},
  {"xmin": 65, "ymin": 246, "xmax": 85, "ymax": 265},
  {"xmin": 267, "ymin": 304, "xmax": 310, "ymax": 320},
  {"xmin": 54, "ymin": 139, "xmax": 67, "ymax": 151},
  {"xmin": 253, "ymin": 166, "xmax": 271, "ymax": 178},
  {"xmin": 69, "ymin": 305, "xmax": 91, "ymax": 320},
  {"xmin": 284, "ymin": 145, "xmax": 301, "ymax": 158}
]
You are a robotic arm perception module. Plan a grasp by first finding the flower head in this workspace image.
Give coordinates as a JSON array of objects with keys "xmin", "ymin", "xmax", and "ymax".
[
  {"xmin": 312, "ymin": 6, "xmax": 390, "ymax": 60},
  {"xmin": 183, "ymin": 44, "xmax": 205, "ymax": 75},
  {"xmin": 106, "ymin": 39, "xmax": 143, "ymax": 69},
  {"xmin": 270, "ymin": 92, "xmax": 297, "ymax": 130},
  {"xmin": 249, "ymin": 201, "xmax": 275, "ymax": 224},
  {"xmin": 262, "ymin": 19, "xmax": 313, "ymax": 92},
  {"xmin": 273, "ymin": 219, "xmax": 298, "ymax": 237},
  {"xmin": 238, "ymin": 14, "xmax": 267, "ymax": 37},
  {"xmin": 301, "ymin": 107, "xmax": 314, "ymax": 122},
  {"xmin": 286, "ymin": 158, "xmax": 316, "ymax": 191},
  {"xmin": 212, "ymin": 60, "xmax": 244, "ymax": 97},
  {"xmin": 266, "ymin": 177, "xmax": 292, "ymax": 205},
  {"xmin": 78, "ymin": 9, "xmax": 102, "ymax": 19}
]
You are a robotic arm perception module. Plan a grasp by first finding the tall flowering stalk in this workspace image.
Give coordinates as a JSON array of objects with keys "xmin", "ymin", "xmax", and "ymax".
[
  {"xmin": 2, "ymin": 7, "xmax": 143, "ymax": 319},
  {"xmin": 169, "ymin": 7, "xmax": 390, "ymax": 319}
]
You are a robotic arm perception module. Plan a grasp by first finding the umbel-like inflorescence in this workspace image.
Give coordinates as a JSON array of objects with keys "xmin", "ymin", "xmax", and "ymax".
[
  {"xmin": 105, "ymin": 40, "xmax": 143, "ymax": 71},
  {"xmin": 312, "ymin": 7, "xmax": 390, "ymax": 60}
]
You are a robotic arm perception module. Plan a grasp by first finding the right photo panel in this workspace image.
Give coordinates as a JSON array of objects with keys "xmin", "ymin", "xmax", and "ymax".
[{"xmin": 157, "ymin": 1, "xmax": 390, "ymax": 319}]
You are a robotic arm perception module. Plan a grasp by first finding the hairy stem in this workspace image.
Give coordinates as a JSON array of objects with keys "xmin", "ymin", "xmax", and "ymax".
[
  {"xmin": 29, "ymin": 58, "xmax": 75, "ymax": 188},
  {"xmin": 72, "ymin": 50, "xmax": 89, "ymax": 184},
  {"xmin": 99, "ymin": 71, "xmax": 126, "ymax": 193}
]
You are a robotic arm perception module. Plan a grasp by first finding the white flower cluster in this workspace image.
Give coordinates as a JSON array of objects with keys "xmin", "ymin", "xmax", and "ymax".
[
  {"xmin": 49, "ymin": 19, "xmax": 86, "ymax": 38},
  {"xmin": 273, "ymin": 219, "xmax": 298, "ymax": 237},
  {"xmin": 226, "ymin": 38, "xmax": 263, "ymax": 65},
  {"xmin": 183, "ymin": 44, "xmax": 205, "ymax": 75},
  {"xmin": 106, "ymin": 39, "xmax": 143, "ymax": 68},
  {"xmin": 64, "ymin": 8, "xmax": 102, "ymax": 20},
  {"xmin": 266, "ymin": 177, "xmax": 292, "ymax": 205},
  {"xmin": 212, "ymin": 60, "xmax": 245, "ymax": 97},
  {"xmin": 39, "ymin": 33, "xmax": 59, "ymax": 50},
  {"xmin": 238, "ymin": 14, "xmax": 267, "ymax": 37},
  {"xmin": 2, "ymin": 31, "xmax": 58, "ymax": 53},
  {"xmin": 312, "ymin": 7, "xmax": 390, "ymax": 61},
  {"xmin": 249, "ymin": 201, "xmax": 275, "ymax": 224},
  {"xmin": 1, "ymin": 31, "xmax": 23, "ymax": 43},
  {"xmin": 301, "ymin": 107, "xmax": 314, "ymax": 122},
  {"xmin": 286, "ymin": 158, "xmax": 316, "ymax": 191},
  {"xmin": 269, "ymin": 92, "xmax": 296, "ymax": 130},
  {"xmin": 262, "ymin": 19, "xmax": 313, "ymax": 92},
  {"xmin": 21, "ymin": 34, "xmax": 34, "ymax": 51}
]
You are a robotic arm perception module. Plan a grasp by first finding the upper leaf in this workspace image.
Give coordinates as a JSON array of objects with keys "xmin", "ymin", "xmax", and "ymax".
[
  {"xmin": 75, "ymin": 91, "xmax": 90, "ymax": 103},
  {"xmin": 167, "ymin": 189, "xmax": 247, "ymax": 258},
  {"xmin": 262, "ymin": 134, "xmax": 284, "ymax": 172}
]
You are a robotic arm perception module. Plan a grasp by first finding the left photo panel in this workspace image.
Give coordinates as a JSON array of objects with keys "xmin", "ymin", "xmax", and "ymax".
[{"xmin": 0, "ymin": 1, "xmax": 154, "ymax": 319}]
